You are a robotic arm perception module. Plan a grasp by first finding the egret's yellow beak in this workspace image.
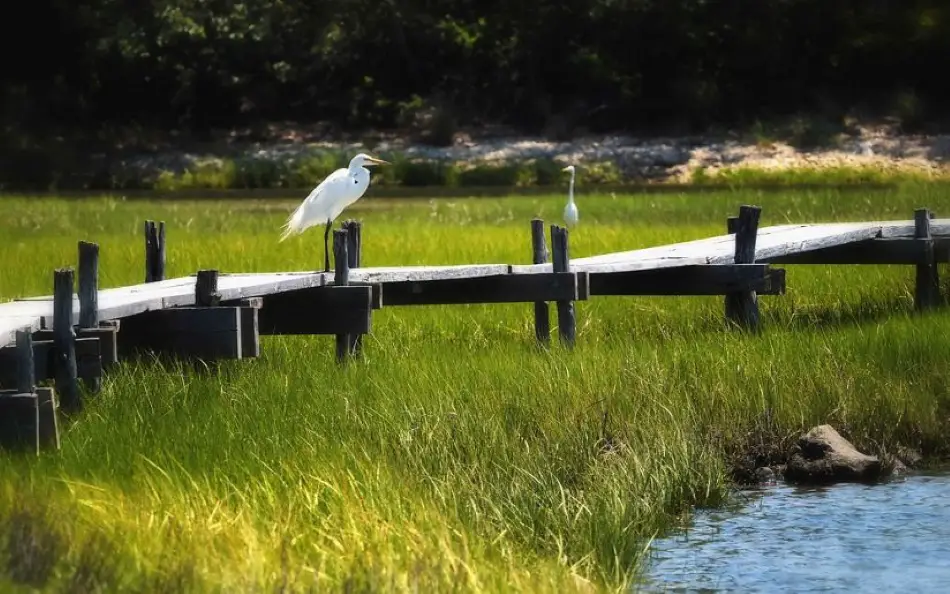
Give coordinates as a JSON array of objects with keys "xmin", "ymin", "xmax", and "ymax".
[
  {"xmin": 561, "ymin": 166, "xmax": 572, "ymax": 172},
  {"xmin": 365, "ymin": 156, "xmax": 390, "ymax": 166}
]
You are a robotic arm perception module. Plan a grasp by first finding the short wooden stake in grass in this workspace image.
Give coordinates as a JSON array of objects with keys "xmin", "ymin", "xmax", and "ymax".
[
  {"xmin": 725, "ymin": 205, "xmax": 762, "ymax": 331},
  {"xmin": 144, "ymin": 220, "xmax": 166, "ymax": 283},
  {"xmin": 531, "ymin": 219, "xmax": 551, "ymax": 345},
  {"xmin": 53, "ymin": 268, "xmax": 80, "ymax": 413},
  {"xmin": 333, "ymin": 229, "xmax": 352, "ymax": 363},
  {"xmin": 196, "ymin": 269, "xmax": 221, "ymax": 307},
  {"xmin": 914, "ymin": 208, "xmax": 940, "ymax": 311},
  {"xmin": 343, "ymin": 220, "xmax": 364, "ymax": 357},
  {"xmin": 550, "ymin": 225, "xmax": 576, "ymax": 348}
]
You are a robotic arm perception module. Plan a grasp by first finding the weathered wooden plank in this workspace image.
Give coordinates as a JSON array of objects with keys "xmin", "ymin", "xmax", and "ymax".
[
  {"xmin": 346, "ymin": 265, "xmax": 511, "ymax": 284},
  {"xmin": 761, "ymin": 238, "xmax": 950, "ymax": 264},
  {"xmin": 117, "ymin": 307, "xmax": 244, "ymax": 360},
  {"xmin": 0, "ymin": 316, "xmax": 42, "ymax": 349},
  {"xmin": 258, "ymin": 286, "xmax": 373, "ymax": 335},
  {"xmin": 591, "ymin": 264, "xmax": 785, "ymax": 296},
  {"xmin": 382, "ymin": 272, "xmax": 586, "ymax": 306},
  {"xmin": 8, "ymin": 273, "xmax": 326, "ymax": 328}
]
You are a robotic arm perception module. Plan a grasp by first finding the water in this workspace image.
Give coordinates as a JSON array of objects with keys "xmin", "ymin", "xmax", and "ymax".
[{"xmin": 641, "ymin": 471, "xmax": 950, "ymax": 593}]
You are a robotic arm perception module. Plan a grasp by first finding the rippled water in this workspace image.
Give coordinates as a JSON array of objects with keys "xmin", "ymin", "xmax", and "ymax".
[{"xmin": 641, "ymin": 471, "xmax": 950, "ymax": 593}]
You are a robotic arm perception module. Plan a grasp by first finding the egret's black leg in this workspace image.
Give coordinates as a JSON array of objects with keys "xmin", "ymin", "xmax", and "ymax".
[{"xmin": 323, "ymin": 220, "xmax": 332, "ymax": 272}]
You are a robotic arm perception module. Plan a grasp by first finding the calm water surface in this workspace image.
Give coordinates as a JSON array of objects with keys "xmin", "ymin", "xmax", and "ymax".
[{"xmin": 641, "ymin": 471, "xmax": 950, "ymax": 593}]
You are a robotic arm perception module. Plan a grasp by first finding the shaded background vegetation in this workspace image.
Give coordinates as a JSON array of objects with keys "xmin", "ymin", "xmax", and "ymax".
[
  {"xmin": 2, "ymin": 0, "xmax": 949, "ymax": 189},
  {"xmin": 6, "ymin": 0, "xmax": 950, "ymax": 136}
]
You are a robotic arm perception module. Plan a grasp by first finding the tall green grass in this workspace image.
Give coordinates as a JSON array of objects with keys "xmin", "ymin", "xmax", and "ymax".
[{"xmin": 1, "ymin": 184, "xmax": 950, "ymax": 592}]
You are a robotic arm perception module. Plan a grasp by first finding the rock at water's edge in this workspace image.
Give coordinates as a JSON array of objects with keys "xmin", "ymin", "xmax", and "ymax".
[{"xmin": 784, "ymin": 425, "xmax": 883, "ymax": 484}]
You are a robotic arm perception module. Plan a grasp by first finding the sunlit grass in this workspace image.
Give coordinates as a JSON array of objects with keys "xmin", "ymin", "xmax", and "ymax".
[{"xmin": 1, "ymin": 185, "xmax": 950, "ymax": 592}]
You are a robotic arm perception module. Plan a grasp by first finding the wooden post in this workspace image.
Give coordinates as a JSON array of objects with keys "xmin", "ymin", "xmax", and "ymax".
[
  {"xmin": 343, "ymin": 220, "xmax": 364, "ymax": 356},
  {"xmin": 914, "ymin": 208, "xmax": 940, "ymax": 310},
  {"xmin": 195, "ymin": 270, "xmax": 221, "ymax": 307},
  {"xmin": 78, "ymin": 241, "xmax": 99, "ymax": 329},
  {"xmin": 15, "ymin": 329, "xmax": 34, "ymax": 395},
  {"xmin": 145, "ymin": 220, "xmax": 166, "ymax": 283},
  {"xmin": 343, "ymin": 220, "xmax": 362, "ymax": 270},
  {"xmin": 727, "ymin": 216, "xmax": 739, "ymax": 235},
  {"xmin": 550, "ymin": 225, "xmax": 576, "ymax": 347},
  {"xmin": 725, "ymin": 205, "xmax": 762, "ymax": 331},
  {"xmin": 531, "ymin": 219, "xmax": 551, "ymax": 345},
  {"xmin": 77, "ymin": 241, "xmax": 103, "ymax": 393},
  {"xmin": 334, "ymin": 229, "xmax": 352, "ymax": 363},
  {"xmin": 53, "ymin": 268, "xmax": 80, "ymax": 413}
]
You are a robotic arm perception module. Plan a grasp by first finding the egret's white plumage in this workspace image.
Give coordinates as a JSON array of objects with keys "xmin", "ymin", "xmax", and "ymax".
[
  {"xmin": 562, "ymin": 165, "xmax": 578, "ymax": 227},
  {"xmin": 280, "ymin": 152, "xmax": 389, "ymax": 271}
]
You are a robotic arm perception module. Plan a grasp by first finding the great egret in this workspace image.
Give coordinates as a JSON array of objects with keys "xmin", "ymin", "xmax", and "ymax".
[
  {"xmin": 280, "ymin": 153, "xmax": 390, "ymax": 272},
  {"xmin": 562, "ymin": 165, "xmax": 578, "ymax": 228}
]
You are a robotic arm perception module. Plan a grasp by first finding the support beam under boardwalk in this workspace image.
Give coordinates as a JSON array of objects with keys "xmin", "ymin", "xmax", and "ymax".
[
  {"xmin": 381, "ymin": 272, "xmax": 590, "ymax": 306},
  {"xmin": 0, "ymin": 390, "xmax": 59, "ymax": 455},
  {"xmin": 257, "ymin": 286, "xmax": 376, "ymax": 335},
  {"xmin": 116, "ymin": 305, "xmax": 258, "ymax": 361},
  {"xmin": 590, "ymin": 264, "xmax": 785, "ymax": 296}
]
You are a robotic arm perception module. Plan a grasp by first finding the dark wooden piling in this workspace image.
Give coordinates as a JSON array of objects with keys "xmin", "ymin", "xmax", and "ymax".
[
  {"xmin": 78, "ymin": 241, "xmax": 102, "ymax": 392},
  {"xmin": 78, "ymin": 241, "xmax": 99, "ymax": 329},
  {"xmin": 333, "ymin": 229, "xmax": 352, "ymax": 362},
  {"xmin": 53, "ymin": 268, "xmax": 80, "ymax": 412},
  {"xmin": 725, "ymin": 205, "xmax": 762, "ymax": 331},
  {"xmin": 550, "ymin": 225, "xmax": 576, "ymax": 347},
  {"xmin": 145, "ymin": 220, "xmax": 166, "ymax": 282},
  {"xmin": 196, "ymin": 269, "xmax": 221, "ymax": 306},
  {"xmin": 914, "ymin": 208, "xmax": 940, "ymax": 310},
  {"xmin": 15, "ymin": 329, "xmax": 34, "ymax": 395},
  {"xmin": 531, "ymin": 219, "xmax": 551, "ymax": 345},
  {"xmin": 343, "ymin": 220, "xmax": 364, "ymax": 356}
]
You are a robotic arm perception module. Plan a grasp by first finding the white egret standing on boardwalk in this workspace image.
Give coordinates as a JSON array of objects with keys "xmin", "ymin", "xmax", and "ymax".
[
  {"xmin": 280, "ymin": 153, "xmax": 390, "ymax": 272},
  {"xmin": 562, "ymin": 165, "xmax": 578, "ymax": 228}
]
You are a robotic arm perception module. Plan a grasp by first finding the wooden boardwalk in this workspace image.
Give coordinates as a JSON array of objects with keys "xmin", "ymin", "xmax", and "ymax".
[{"xmin": 2, "ymin": 206, "xmax": 948, "ymax": 454}]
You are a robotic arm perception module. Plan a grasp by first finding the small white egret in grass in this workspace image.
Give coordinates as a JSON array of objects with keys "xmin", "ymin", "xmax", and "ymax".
[
  {"xmin": 279, "ymin": 153, "xmax": 389, "ymax": 271},
  {"xmin": 562, "ymin": 164, "xmax": 578, "ymax": 228}
]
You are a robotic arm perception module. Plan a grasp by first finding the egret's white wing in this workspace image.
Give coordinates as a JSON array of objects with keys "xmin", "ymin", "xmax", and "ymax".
[{"xmin": 280, "ymin": 168, "xmax": 351, "ymax": 241}]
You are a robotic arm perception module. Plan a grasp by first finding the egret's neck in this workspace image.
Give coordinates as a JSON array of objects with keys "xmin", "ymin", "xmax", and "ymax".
[{"xmin": 567, "ymin": 173, "xmax": 576, "ymax": 204}]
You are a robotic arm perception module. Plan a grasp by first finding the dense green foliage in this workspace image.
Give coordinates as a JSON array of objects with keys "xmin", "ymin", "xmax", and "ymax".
[
  {"xmin": 1, "ymin": 186, "xmax": 950, "ymax": 591},
  {"xmin": 6, "ymin": 1, "xmax": 949, "ymax": 136}
]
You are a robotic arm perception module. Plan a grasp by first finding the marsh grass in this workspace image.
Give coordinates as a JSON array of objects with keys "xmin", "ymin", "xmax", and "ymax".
[{"xmin": 2, "ymin": 185, "xmax": 950, "ymax": 592}]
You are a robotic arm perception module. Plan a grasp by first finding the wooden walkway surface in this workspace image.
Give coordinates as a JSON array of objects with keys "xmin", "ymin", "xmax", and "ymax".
[
  {"xmin": 3, "ymin": 216, "xmax": 948, "ymax": 349},
  {"xmin": 5, "ymin": 207, "xmax": 950, "ymax": 454}
]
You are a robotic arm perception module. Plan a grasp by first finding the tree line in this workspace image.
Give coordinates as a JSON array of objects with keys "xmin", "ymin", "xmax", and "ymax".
[{"xmin": 4, "ymin": 0, "xmax": 949, "ymax": 143}]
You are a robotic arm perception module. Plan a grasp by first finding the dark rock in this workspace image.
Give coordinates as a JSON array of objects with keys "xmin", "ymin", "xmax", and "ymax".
[
  {"xmin": 895, "ymin": 445, "xmax": 923, "ymax": 468},
  {"xmin": 753, "ymin": 467, "xmax": 776, "ymax": 485},
  {"xmin": 785, "ymin": 425, "xmax": 884, "ymax": 484}
]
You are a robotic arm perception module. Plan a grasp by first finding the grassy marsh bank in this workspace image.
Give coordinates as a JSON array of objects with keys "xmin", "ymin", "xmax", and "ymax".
[{"xmin": 2, "ymin": 185, "xmax": 950, "ymax": 592}]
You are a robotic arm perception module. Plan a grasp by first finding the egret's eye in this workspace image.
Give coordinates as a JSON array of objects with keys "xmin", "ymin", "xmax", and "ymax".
[{"xmin": 354, "ymin": 179, "xmax": 358, "ymax": 184}]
